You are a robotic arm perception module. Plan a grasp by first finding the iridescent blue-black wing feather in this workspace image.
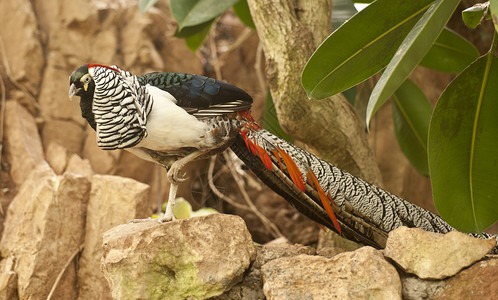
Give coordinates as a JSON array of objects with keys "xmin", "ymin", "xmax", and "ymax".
[{"xmin": 137, "ymin": 72, "xmax": 252, "ymax": 117}]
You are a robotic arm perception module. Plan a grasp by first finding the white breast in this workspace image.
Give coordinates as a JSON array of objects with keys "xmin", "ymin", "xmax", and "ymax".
[{"xmin": 134, "ymin": 85, "xmax": 214, "ymax": 151}]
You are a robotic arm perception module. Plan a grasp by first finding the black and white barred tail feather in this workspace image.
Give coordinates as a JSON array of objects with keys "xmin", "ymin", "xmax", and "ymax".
[{"xmin": 231, "ymin": 128, "xmax": 498, "ymax": 252}]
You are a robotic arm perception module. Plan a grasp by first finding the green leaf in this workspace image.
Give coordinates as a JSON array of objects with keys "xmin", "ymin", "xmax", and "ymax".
[
  {"xmin": 462, "ymin": 3, "xmax": 489, "ymax": 29},
  {"xmin": 139, "ymin": 0, "xmax": 158, "ymax": 13},
  {"xmin": 174, "ymin": 20, "xmax": 214, "ymax": 38},
  {"xmin": 366, "ymin": 0, "xmax": 460, "ymax": 127},
  {"xmin": 392, "ymin": 79, "xmax": 432, "ymax": 176},
  {"xmin": 302, "ymin": 0, "xmax": 434, "ymax": 100},
  {"xmin": 233, "ymin": 0, "xmax": 255, "ymax": 29},
  {"xmin": 490, "ymin": 0, "xmax": 498, "ymax": 32},
  {"xmin": 183, "ymin": 20, "xmax": 214, "ymax": 51},
  {"xmin": 420, "ymin": 28, "xmax": 479, "ymax": 73},
  {"xmin": 171, "ymin": 0, "xmax": 239, "ymax": 30},
  {"xmin": 263, "ymin": 89, "xmax": 294, "ymax": 143},
  {"xmin": 428, "ymin": 53, "xmax": 498, "ymax": 233}
]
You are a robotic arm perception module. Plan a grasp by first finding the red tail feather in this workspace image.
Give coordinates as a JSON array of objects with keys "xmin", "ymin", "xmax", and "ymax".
[
  {"xmin": 276, "ymin": 148, "xmax": 306, "ymax": 192},
  {"xmin": 307, "ymin": 169, "xmax": 341, "ymax": 234}
]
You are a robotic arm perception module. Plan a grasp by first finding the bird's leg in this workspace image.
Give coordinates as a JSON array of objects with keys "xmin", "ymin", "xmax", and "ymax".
[
  {"xmin": 162, "ymin": 183, "xmax": 178, "ymax": 222},
  {"xmin": 160, "ymin": 150, "xmax": 206, "ymax": 222}
]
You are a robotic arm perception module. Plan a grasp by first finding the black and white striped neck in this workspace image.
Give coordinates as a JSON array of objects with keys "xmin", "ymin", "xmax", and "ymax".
[{"xmin": 89, "ymin": 66, "xmax": 153, "ymax": 150}]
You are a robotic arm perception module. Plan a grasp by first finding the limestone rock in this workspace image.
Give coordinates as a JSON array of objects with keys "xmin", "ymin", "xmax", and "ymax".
[
  {"xmin": 384, "ymin": 226, "xmax": 496, "ymax": 279},
  {"xmin": 46, "ymin": 142, "xmax": 69, "ymax": 174},
  {"xmin": 82, "ymin": 128, "xmax": 120, "ymax": 174},
  {"xmin": 78, "ymin": 175, "xmax": 151, "ymax": 300},
  {"xmin": 212, "ymin": 268, "xmax": 265, "ymax": 300},
  {"xmin": 317, "ymin": 228, "xmax": 361, "ymax": 252},
  {"xmin": 262, "ymin": 247, "xmax": 402, "ymax": 300},
  {"xmin": 101, "ymin": 214, "xmax": 256, "ymax": 300},
  {"xmin": 432, "ymin": 256, "xmax": 498, "ymax": 300},
  {"xmin": 3, "ymin": 101, "xmax": 45, "ymax": 185},
  {"xmin": 0, "ymin": 163, "xmax": 90, "ymax": 300},
  {"xmin": 0, "ymin": 257, "xmax": 18, "ymax": 300},
  {"xmin": 0, "ymin": 0, "xmax": 44, "ymax": 94},
  {"xmin": 254, "ymin": 242, "xmax": 315, "ymax": 269},
  {"xmin": 65, "ymin": 154, "xmax": 93, "ymax": 180},
  {"xmin": 401, "ymin": 274, "xmax": 446, "ymax": 300},
  {"xmin": 42, "ymin": 119, "xmax": 84, "ymax": 155}
]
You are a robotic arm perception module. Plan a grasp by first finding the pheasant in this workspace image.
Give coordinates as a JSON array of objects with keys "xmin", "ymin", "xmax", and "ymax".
[{"xmin": 69, "ymin": 63, "xmax": 497, "ymax": 251}]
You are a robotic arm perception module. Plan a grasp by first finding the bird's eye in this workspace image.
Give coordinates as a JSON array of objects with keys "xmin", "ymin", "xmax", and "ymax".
[{"xmin": 84, "ymin": 76, "xmax": 91, "ymax": 83}]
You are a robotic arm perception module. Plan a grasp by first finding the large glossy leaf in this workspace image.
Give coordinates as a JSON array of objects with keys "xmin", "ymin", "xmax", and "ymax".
[
  {"xmin": 174, "ymin": 20, "xmax": 213, "ymax": 38},
  {"xmin": 462, "ymin": 3, "xmax": 489, "ymax": 29},
  {"xmin": 420, "ymin": 28, "xmax": 479, "ymax": 73},
  {"xmin": 233, "ymin": 0, "xmax": 255, "ymax": 29},
  {"xmin": 170, "ymin": 0, "xmax": 239, "ymax": 30},
  {"xmin": 392, "ymin": 79, "xmax": 432, "ymax": 176},
  {"xmin": 302, "ymin": 0, "xmax": 434, "ymax": 100},
  {"xmin": 428, "ymin": 53, "xmax": 498, "ymax": 233},
  {"xmin": 490, "ymin": 0, "xmax": 498, "ymax": 32},
  {"xmin": 184, "ymin": 20, "xmax": 214, "ymax": 51},
  {"xmin": 366, "ymin": 0, "xmax": 460, "ymax": 127}
]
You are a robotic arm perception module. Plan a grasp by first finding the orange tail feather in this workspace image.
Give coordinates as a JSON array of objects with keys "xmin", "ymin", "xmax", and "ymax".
[{"xmin": 307, "ymin": 169, "xmax": 341, "ymax": 234}]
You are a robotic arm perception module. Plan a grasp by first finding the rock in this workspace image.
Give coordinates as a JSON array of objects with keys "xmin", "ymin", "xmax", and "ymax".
[
  {"xmin": 384, "ymin": 226, "xmax": 496, "ymax": 279},
  {"xmin": 3, "ymin": 101, "xmax": 45, "ymax": 185},
  {"xmin": 0, "ymin": 163, "xmax": 90, "ymax": 300},
  {"xmin": 0, "ymin": 0, "xmax": 44, "ymax": 94},
  {"xmin": 46, "ymin": 142, "xmax": 69, "ymax": 174},
  {"xmin": 38, "ymin": 53, "xmax": 88, "ymax": 126},
  {"xmin": 77, "ymin": 175, "xmax": 151, "ymax": 300},
  {"xmin": 433, "ymin": 256, "xmax": 498, "ymax": 300},
  {"xmin": 0, "ymin": 257, "xmax": 18, "ymax": 300},
  {"xmin": 254, "ymin": 242, "xmax": 315, "ymax": 269},
  {"xmin": 317, "ymin": 228, "xmax": 361, "ymax": 252},
  {"xmin": 316, "ymin": 246, "xmax": 349, "ymax": 258},
  {"xmin": 212, "ymin": 268, "xmax": 265, "ymax": 300},
  {"xmin": 401, "ymin": 274, "xmax": 446, "ymax": 300},
  {"xmin": 101, "ymin": 214, "xmax": 256, "ymax": 300},
  {"xmin": 82, "ymin": 128, "xmax": 120, "ymax": 174},
  {"xmin": 42, "ymin": 119, "xmax": 85, "ymax": 155},
  {"xmin": 65, "ymin": 153, "xmax": 93, "ymax": 180},
  {"xmin": 261, "ymin": 247, "xmax": 401, "ymax": 300}
]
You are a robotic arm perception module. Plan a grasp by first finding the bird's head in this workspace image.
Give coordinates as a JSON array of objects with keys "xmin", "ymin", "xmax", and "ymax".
[
  {"xmin": 68, "ymin": 64, "xmax": 93, "ymax": 101},
  {"xmin": 69, "ymin": 64, "xmax": 121, "ymax": 100}
]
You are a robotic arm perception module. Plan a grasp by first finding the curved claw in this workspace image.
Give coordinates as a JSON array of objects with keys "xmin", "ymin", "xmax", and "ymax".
[{"xmin": 167, "ymin": 167, "xmax": 187, "ymax": 184}]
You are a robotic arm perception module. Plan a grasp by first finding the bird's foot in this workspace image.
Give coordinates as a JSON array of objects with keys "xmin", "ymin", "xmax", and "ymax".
[
  {"xmin": 159, "ymin": 212, "xmax": 176, "ymax": 223},
  {"xmin": 167, "ymin": 166, "xmax": 187, "ymax": 184}
]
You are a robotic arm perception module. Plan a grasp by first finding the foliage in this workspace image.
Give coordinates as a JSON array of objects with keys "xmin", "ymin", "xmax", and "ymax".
[
  {"xmin": 142, "ymin": 0, "xmax": 498, "ymax": 233},
  {"xmin": 302, "ymin": 0, "xmax": 498, "ymax": 233}
]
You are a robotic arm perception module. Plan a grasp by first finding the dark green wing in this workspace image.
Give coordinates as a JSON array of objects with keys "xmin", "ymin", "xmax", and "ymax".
[{"xmin": 137, "ymin": 72, "xmax": 253, "ymax": 117}]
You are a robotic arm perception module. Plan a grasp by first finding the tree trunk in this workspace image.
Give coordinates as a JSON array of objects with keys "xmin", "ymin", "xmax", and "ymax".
[{"xmin": 248, "ymin": 0, "xmax": 383, "ymax": 186}]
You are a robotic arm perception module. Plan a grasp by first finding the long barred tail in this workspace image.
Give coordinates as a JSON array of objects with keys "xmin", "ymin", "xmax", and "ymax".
[{"xmin": 230, "ymin": 127, "xmax": 498, "ymax": 252}]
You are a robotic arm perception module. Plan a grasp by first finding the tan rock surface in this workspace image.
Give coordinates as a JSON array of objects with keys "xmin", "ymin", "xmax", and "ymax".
[
  {"xmin": 433, "ymin": 256, "xmax": 498, "ymax": 300},
  {"xmin": 77, "ymin": 175, "xmax": 151, "ymax": 300},
  {"xmin": 0, "ymin": 163, "xmax": 90, "ymax": 300},
  {"xmin": 46, "ymin": 142, "xmax": 69, "ymax": 174},
  {"xmin": 3, "ymin": 101, "xmax": 45, "ymax": 185},
  {"xmin": 384, "ymin": 226, "xmax": 496, "ymax": 279},
  {"xmin": 101, "ymin": 214, "xmax": 256, "ymax": 300},
  {"xmin": 262, "ymin": 247, "xmax": 402, "ymax": 300},
  {"xmin": 0, "ymin": 0, "xmax": 44, "ymax": 94}
]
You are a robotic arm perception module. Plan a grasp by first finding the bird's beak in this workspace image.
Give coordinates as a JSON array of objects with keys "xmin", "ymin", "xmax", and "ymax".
[{"xmin": 68, "ymin": 83, "xmax": 80, "ymax": 101}]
